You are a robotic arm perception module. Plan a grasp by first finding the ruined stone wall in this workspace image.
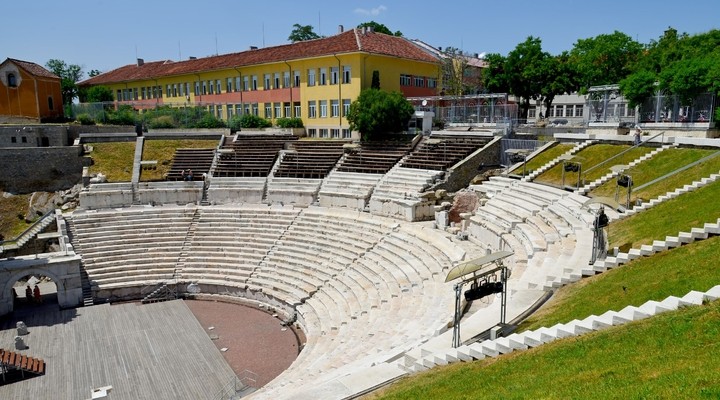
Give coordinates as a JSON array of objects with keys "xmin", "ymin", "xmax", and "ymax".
[
  {"xmin": 433, "ymin": 136, "xmax": 502, "ymax": 193},
  {"xmin": 0, "ymin": 146, "xmax": 86, "ymax": 193}
]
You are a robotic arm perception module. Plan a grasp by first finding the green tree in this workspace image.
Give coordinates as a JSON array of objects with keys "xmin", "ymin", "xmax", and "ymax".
[
  {"xmin": 346, "ymin": 89, "xmax": 414, "ymax": 141},
  {"xmin": 482, "ymin": 53, "xmax": 509, "ymax": 94},
  {"xmin": 88, "ymin": 69, "xmax": 102, "ymax": 78},
  {"xmin": 80, "ymin": 85, "xmax": 114, "ymax": 103},
  {"xmin": 538, "ymin": 52, "xmax": 578, "ymax": 120},
  {"xmin": 504, "ymin": 37, "xmax": 550, "ymax": 120},
  {"xmin": 569, "ymin": 31, "xmax": 642, "ymax": 93},
  {"xmin": 441, "ymin": 47, "xmax": 471, "ymax": 97},
  {"xmin": 45, "ymin": 59, "xmax": 84, "ymax": 106},
  {"xmin": 288, "ymin": 24, "xmax": 321, "ymax": 42},
  {"xmin": 357, "ymin": 21, "xmax": 402, "ymax": 36}
]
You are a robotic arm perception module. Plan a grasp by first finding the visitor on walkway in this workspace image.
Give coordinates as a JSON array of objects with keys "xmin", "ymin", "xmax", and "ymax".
[
  {"xmin": 25, "ymin": 285, "xmax": 32, "ymax": 302},
  {"xmin": 33, "ymin": 284, "xmax": 42, "ymax": 304},
  {"xmin": 634, "ymin": 127, "xmax": 642, "ymax": 146}
]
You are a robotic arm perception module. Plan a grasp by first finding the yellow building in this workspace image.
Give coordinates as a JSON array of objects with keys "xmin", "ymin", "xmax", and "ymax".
[
  {"xmin": 0, "ymin": 58, "xmax": 63, "ymax": 123},
  {"xmin": 79, "ymin": 26, "xmax": 441, "ymax": 138}
]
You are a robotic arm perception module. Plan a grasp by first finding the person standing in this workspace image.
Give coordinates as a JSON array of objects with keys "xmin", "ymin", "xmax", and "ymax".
[
  {"xmin": 634, "ymin": 127, "xmax": 642, "ymax": 146},
  {"xmin": 33, "ymin": 284, "xmax": 42, "ymax": 304}
]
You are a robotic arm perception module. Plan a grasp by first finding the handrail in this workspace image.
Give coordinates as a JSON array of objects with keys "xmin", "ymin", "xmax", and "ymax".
[
  {"xmin": 582, "ymin": 131, "xmax": 665, "ymax": 176},
  {"xmin": 633, "ymin": 150, "xmax": 720, "ymax": 192},
  {"xmin": 0, "ymin": 210, "xmax": 56, "ymax": 246}
]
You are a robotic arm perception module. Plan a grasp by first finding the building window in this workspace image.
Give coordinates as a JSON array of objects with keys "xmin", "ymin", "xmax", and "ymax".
[
  {"xmin": 294, "ymin": 71, "xmax": 300, "ymax": 87},
  {"xmin": 319, "ymin": 68, "xmax": 327, "ymax": 85},
  {"xmin": 235, "ymin": 77, "xmax": 241, "ymax": 92},
  {"xmin": 21, "ymin": 136, "xmax": 27, "ymax": 143},
  {"xmin": 235, "ymin": 104, "xmax": 242, "ymax": 116},
  {"xmin": 172, "ymin": 84, "xmax": 178, "ymax": 97},
  {"xmin": 319, "ymin": 100, "xmax": 327, "ymax": 118},
  {"xmin": 265, "ymin": 103, "xmax": 272, "ymax": 118},
  {"xmin": 227, "ymin": 78, "xmax": 233, "ymax": 93},
  {"xmin": 342, "ymin": 66, "xmax": 351, "ymax": 84},
  {"xmin": 243, "ymin": 76, "xmax": 249, "ymax": 91},
  {"xmin": 141, "ymin": 87, "xmax": 147, "ymax": 100},
  {"xmin": 209, "ymin": 80, "xmax": 215, "ymax": 95},
  {"xmin": 264, "ymin": 74, "xmax": 271, "ymax": 90},
  {"xmin": 216, "ymin": 105, "xmax": 223, "ymax": 119},
  {"xmin": 319, "ymin": 128, "xmax": 328, "ymax": 138},
  {"xmin": 294, "ymin": 102, "xmax": 301, "ymax": 117},
  {"xmin": 185, "ymin": 83, "xmax": 190, "ymax": 97},
  {"xmin": 252, "ymin": 75, "xmax": 258, "ymax": 91},
  {"xmin": 307, "ymin": 128, "xmax": 317, "ymax": 138},
  {"xmin": 342, "ymin": 128, "xmax": 351, "ymax": 139},
  {"xmin": 244, "ymin": 103, "xmax": 251, "ymax": 115},
  {"xmin": 528, "ymin": 107, "xmax": 536, "ymax": 118},
  {"xmin": 274, "ymin": 102, "xmax": 281, "ymax": 118},
  {"xmin": 11, "ymin": 137, "xmax": 16, "ymax": 143},
  {"xmin": 342, "ymin": 99, "xmax": 351, "ymax": 117},
  {"xmin": 195, "ymin": 82, "xmax": 200, "ymax": 95},
  {"xmin": 414, "ymin": 76, "xmax": 425, "ymax": 87},
  {"xmin": 331, "ymin": 128, "xmax": 340, "ymax": 138},
  {"xmin": 307, "ymin": 69, "xmax": 316, "ymax": 86},
  {"xmin": 283, "ymin": 72, "xmax": 290, "ymax": 88},
  {"xmin": 117, "ymin": 89, "xmax": 122, "ymax": 100},
  {"xmin": 227, "ymin": 106, "xmax": 233, "ymax": 119},
  {"xmin": 216, "ymin": 80, "xmax": 222, "ymax": 93},
  {"xmin": 284, "ymin": 102, "xmax": 291, "ymax": 117},
  {"xmin": 7, "ymin": 73, "xmax": 17, "ymax": 87},
  {"xmin": 308, "ymin": 101, "xmax": 317, "ymax": 118},
  {"xmin": 575, "ymin": 105, "xmax": 584, "ymax": 117},
  {"xmin": 428, "ymin": 78, "xmax": 437, "ymax": 88},
  {"xmin": 166, "ymin": 85, "xmax": 171, "ymax": 97},
  {"xmin": 179, "ymin": 83, "xmax": 184, "ymax": 97},
  {"xmin": 330, "ymin": 67, "xmax": 339, "ymax": 85},
  {"xmin": 400, "ymin": 74, "xmax": 411, "ymax": 86},
  {"xmin": 331, "ymin": 100, "xmax": 339, "ymax": 117},
  {"xmin": 274, "ymin": 73, "xmax": 280, "ymax": 89},
  {"xmin": 202, "ymin": 81, "xmax": 208, "ymax": 95},
  {"xmin": 252, "ymin": 103, "xmax": 259, "ymax": 116},
  {"xmin": 133, "ymin": 88, "xmax": 138, "ymax": 100}
]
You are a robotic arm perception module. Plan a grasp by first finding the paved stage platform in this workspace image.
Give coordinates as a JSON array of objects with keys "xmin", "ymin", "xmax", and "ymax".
[{"xmin": 0, "ymin": 300, "xmax": 237, "ymax": 399}]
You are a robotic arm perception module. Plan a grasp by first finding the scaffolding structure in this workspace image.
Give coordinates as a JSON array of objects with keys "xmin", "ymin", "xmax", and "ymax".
[{"xmin": 408, "ymin": 93, "xmax": 517, "ymax": 125}]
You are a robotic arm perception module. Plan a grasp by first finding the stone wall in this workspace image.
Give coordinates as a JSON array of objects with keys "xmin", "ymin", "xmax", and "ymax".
[
  {"xmin": 0, "ymin": 125, "xmax": 69, "ymax": 147},
  {"xmin": 433, "ymin": 136, "xmax": 503, "ymax": 193},
  {"xmin": 0, "ymin": 145, "xmax": 86, "ymax": 193}
]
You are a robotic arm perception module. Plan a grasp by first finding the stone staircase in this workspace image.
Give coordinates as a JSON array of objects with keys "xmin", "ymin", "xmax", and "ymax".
[
  {"xmin": 585, "ymin": 218, "xmax": 720, "ymax": 276},
  {"xmin": 403, "ymin": 284, "xmax": 720, "ymax": 372},
  {"xmin": 616, "ymin": 171, "xmax": 720, "ymax": 220},
  {"xmin": 576, "ymin": 144, "xmax": 677, "ymax": 195},
  {"xmin": 172, "ymin": 208, "xmax": 202, "ymax": 281},
  {"xmin": 521, "ymin": 140, "xmax": 596, "ymax": 182},
  {"xmin": 0, "ymin": 210, "xmax": 56, "ymax": 255}
]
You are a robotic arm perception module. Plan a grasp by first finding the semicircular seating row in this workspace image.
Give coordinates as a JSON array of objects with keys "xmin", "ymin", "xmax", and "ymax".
[{"xmin": 68, "ymin": 204, "xmax": 466, "ymax": 393}]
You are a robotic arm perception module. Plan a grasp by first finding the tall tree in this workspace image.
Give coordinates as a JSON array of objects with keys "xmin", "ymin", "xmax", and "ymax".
[
  {"xmin": 288, "ymin": 24, "xmax": 321, "ymax": 42},
  {"xmin": 46, "ymin": 59, "xmax": 84, "ymax": 106},
  {"xmin": 504, "ymin": 37, "xmax": 549, "ymax": 120},
  {"xmin": 357, "ymin": 21, "xmax": 402, "ymax": 36},
  {"xmin": 441, "ymin": 47, "xmax": 470, "ymax": 97},
  {"xmin": 346, "ymin": 89, "xmax": 414, "ymax": 141},
  {"xmin": 538, "ymin": 52, "xmax": 578, "ymax": 120},
  {"xmin": 569, "ymin": 31, "xmax": 642, "ymax": 93},
  {"xmin": 481, "ymin": 53, "xmax": 509, "ymax": 94},
  {"xmin": 80, "ymin": 85, "xmax": 114, "ymax": 103}
]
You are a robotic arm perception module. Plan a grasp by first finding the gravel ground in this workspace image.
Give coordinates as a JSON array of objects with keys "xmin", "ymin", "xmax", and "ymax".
[{"xmin": 184, "ymin": 299, "xmax": 302, "ymax": 388}]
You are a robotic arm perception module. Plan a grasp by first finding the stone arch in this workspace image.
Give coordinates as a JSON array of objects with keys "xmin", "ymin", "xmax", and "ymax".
[{"xmin": 0, "ymin": 262, "xmax": 81, "ymax": 316}]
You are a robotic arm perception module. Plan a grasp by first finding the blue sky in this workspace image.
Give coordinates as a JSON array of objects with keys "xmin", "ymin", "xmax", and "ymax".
[{"xmin": 3, "ymin": 0, "xmax": 718, "ymax": 77}]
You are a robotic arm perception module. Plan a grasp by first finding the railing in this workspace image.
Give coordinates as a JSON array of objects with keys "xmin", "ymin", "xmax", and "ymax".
[
  {"xmin": 0, "ymin": 210, "xmax": 56, "ymax": 250},
  {"xmin": 633, "ymin": 150, "xmax": 720, "ymax": 192},
  {"xmin": 214, "ymin": 370, "xmax": 257, "ymax": 400},
  {"xmin": 582, "ymin": 131, "xmax": 665, "ymax": 177}
]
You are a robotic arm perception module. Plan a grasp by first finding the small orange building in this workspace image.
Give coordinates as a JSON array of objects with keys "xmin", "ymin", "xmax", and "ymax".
[{"xmin": 0, "ymin": 58, "xmax": 63, "ymax": 122}]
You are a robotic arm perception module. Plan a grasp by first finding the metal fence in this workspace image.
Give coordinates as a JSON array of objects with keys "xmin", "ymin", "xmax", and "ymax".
[
  {"xmin": 500, "ymin": 138, "xmax": 551, "ymax": 167},
  {"xmin": 638, "ymin": 92, "xmax": 715, "ymax": 124}
]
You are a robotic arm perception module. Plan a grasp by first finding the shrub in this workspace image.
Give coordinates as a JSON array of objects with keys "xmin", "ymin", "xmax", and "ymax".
[
  {"xmin": 237, "ymin": 114, "xmax": 272, "ymax": 129},
  {"xmin": 193, "ymin": 113, "xmax": 226, "ymax": 129},
  {"xmin": 106, "ymin": 105, "xmax": 138, "ymax": 125},
  {"xmin": 147, "ymin": 115, "xmax": 177, "ymax": 129},
  {"xmin": 276, "ymin": 117, "xmax": 304, "ymax": 128},
  {"xmin": 76, "ymin": 113, "xmax": 96, "ymax": 125}
]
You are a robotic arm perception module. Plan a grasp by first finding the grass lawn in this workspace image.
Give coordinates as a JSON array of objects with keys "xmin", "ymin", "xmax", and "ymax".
[
  {"xmin": 371, "ymin": 298, "xmax": 720, "ymax": 400},
  {"xmin": 608, "ymin": 179, "xmax": 720, "ymax": 249},
  {"xmin": 590, "ymin": 148, "xmax": 720, "ymax": 202},
  {"xmin": 0, "ymin": 193, "xmax": 32, "ymax": 240},
  {"xmin": 517, "ymin": 235, "xmax": 720, "ymax": 332},
  {"xmin": 140, "ymin": 139, "xmax": 218, "ymax": 181},
  {"xmin": 86, "ymin": 141, "xmax": 136, "ymax": 183},
  {"xmin": 510, "ymin": 143, "xmax": 573, "ymax": 176},
  {"xmin": 535, "ymin": 144, "xmax": 652, "ymax": 187}
]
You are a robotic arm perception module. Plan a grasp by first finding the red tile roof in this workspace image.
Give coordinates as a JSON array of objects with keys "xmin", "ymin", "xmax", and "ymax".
[
  {"xmin": 3, "ymin": 58, "xmax": 60, "ymax": 80},
  {"xmin": 79, "ymin": 29, "xmax": 439, "ymax": 86}
]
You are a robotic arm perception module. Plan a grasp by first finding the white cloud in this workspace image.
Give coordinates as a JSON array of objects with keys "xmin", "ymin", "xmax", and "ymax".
[{"xmin": 354, "ymin": 5, "xmax": 387, "ymax": 16}]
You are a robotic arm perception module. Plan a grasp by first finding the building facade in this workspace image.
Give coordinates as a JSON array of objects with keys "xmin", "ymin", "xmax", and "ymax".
[
  {"xmin": 79, "ymin": 27, "xmax": 440, "ymax": 139},
  {"xmin": 0, "ymin": 58, "xmax": 63, "ymax": 123}
]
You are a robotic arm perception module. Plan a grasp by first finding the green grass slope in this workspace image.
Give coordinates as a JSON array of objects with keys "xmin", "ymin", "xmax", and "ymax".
[
  {"xmin": 510, "ymin": 143, "xmax": 573, "ymax": 176},
  {"xmin": 372, "ymin": 299, "xmax": 720, "ymax": 400},
  {"xmin": 86, "ymin": 141, "xmax": 136, "ymax": 182}
]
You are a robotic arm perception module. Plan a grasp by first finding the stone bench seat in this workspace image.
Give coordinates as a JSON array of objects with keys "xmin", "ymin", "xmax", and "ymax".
[
  {"xmin": 301, "ymin": 210, "xmax": 398, "ymax": 231},
  {"xmin": 92, "ymin": 272, "xmax": 175, "ymax": 288},
  {"xmin": 513, "ymin": 223, "xmax": 548, "ymax": 257},
  {"xmin": 291, "ymin": 217, "xmax": 387, "ymax": 240},
  {"xmin": 490, "ymin": 193, "xmax": 544, "ymax": 215},
  {"xmin": 353, "ymin": 258, "xmax": 404, "ymax": 299},
  {"xmin": 82, "ymin": 252, "xmax": 180, "ymax": 267},
  {"xmin": 368, "ymin": 247, "xmax": 425, "ymax": 285},
  {"xmin": 180, "ymin": 266, "xmax": 254, "ymax": 280},
  {"xmin": 390, "ymin": 231, "xmax": 454, "ymax": 269},
  {"xmin": 79, "ymin": 242, "xmax": 183, "ymax": 256},
  {"xmin": 250, "ymin": 269, "xmax": 319, "ymax": 297},
  {"xmin": 245, "ymin": 278, "xmax": 308, "ymax": 306},
  {"xmin": 375, "ymin": 238, "xmax": 436, "ymax": 279},
  {"xmin": 265, "ymin": 250, "xmax": 345, "ymax": 276},
  {"xmin": 73, "ymin": 220, "xmax": 193, "ymax": 234},
  {"xmin": 256, "ymin": 263, "xmax": 327, "ymax": 289},
  {"xmin": 88, "ymin": 267, "xmax": 177, "ymax": 282},
  {"xmin": 271, "ymin": 242, "xmax": 356, "ymax": 267},
  {"xmin": 474, "ymin": 206, "xmax": 521, "ymax": 232},
  {"xmin": 85, "ymin": 262, "xmax": 178, "ymax": 277}
]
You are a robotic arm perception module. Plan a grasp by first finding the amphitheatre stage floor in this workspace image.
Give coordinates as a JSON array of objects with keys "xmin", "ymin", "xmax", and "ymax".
[{"xmin": 0, "ymin": 300, "xmax": 238, "ymax": 400}]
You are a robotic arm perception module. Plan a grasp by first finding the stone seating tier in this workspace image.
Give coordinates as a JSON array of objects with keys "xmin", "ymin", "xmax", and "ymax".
[{"xmin": 166, "ymin": 148, "xmax": 215, "ymax": 181}]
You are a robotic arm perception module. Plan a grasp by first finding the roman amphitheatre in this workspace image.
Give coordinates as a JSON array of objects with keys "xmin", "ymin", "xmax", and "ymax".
[{"xmin": 1, "ymin": 120, "xmax": 720, "ymax": 399}]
